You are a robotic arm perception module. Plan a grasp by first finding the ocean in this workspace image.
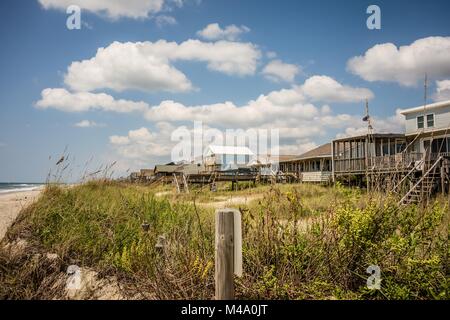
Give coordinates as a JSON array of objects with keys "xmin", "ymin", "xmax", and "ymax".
[{"xmin": 0, "ymin": 182, "xmax": 45, "ymax": 194}]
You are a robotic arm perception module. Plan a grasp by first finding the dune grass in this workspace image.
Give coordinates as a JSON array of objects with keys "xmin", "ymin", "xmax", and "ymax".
[{"xmin": 1, "ymin": 180, "xmax": 448, "ymax": 299}]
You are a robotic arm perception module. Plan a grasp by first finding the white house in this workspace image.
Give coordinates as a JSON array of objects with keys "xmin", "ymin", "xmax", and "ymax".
[
  {"xmin": 400, "ymin": 99, "xmax": 450, "ymax": 156},
  {"xmin": 203, "ymin": 145, "xmax": 254, "ymax": 171}
]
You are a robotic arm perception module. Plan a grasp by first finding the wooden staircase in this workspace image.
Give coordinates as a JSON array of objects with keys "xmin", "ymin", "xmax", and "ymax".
[
  {"xmin": 399, "ymin": 156, "xmax": 443, "ymax": 205},
  {"xmin": 173, "ymin": 173, "xmax": 189, "ymax": 193}
]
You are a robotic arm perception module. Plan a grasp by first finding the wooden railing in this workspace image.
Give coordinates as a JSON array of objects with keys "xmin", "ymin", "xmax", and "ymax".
[
  {"xmin": 333, "ymin": 158, "xmax": 365, "ymax": 172},
  {"xmin": 334, "ymin": 152, "xmax": 423, "ymax": 173},
  {"xmin": 368, "ymin": 152, "xmax": 423, "ymax": 170},
  {"xmin": 429, "ymin": 152, "xmax": 450, "ymax": 161}
]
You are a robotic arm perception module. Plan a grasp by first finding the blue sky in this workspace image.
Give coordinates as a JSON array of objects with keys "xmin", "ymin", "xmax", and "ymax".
[{"xmin": 0, "ymin": 0, "xmax": 449, "ymax": 182}]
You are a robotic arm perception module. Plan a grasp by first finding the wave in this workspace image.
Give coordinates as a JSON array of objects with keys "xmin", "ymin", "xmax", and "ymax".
[{"xmin": 0, "ymin": 186, "xmax": 43, "ymax": 194}]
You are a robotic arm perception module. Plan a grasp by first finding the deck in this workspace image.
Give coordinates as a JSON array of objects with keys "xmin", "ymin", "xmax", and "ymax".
[{"xmin": 333, "ymin": 152, "xmax": 423, "ymax": 175}]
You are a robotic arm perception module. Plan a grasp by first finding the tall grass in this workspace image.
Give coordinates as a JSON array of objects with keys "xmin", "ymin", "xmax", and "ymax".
[{"xmin": 1, "ymin": 181, "xmax": 448, "ymax": 299}]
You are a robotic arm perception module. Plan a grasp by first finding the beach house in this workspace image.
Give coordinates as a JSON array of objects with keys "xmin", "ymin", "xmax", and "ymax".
[
  {"xmin": 400, "ymin": 100, "xmax": 450, "ymax": 158},
  {"xmin": 279, "ymin": 143, "xmax": 332, "ymax": 183},
  {"xmin": 203, "ymin": 145, "xmax": 254, "ymax": 171}
]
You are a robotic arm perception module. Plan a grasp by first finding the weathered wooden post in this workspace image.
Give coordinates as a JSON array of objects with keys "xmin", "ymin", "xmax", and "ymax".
[
  {"xmin": 215, "ymin": 208, "xmax": 242, "ymax": 300},
  {"xmin": 441, "ymin": 165, "xmax": 445, "ymax": 196}
]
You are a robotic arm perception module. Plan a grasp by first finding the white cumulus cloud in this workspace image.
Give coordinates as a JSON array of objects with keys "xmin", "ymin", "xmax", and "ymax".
[
  {"xmin": 109, "ymin": 124, "xmax": 175, "ymax": 162},
  {"xmin": 74, "ymin": 120, "xmax": 105, "ymax": 127},
  {"xmin": 300, "ymin": 75, "xmax": 374, "ymax": 103},
  {"xmin": 434, "ymin": 80, "xmax": 450, "ymax": 102},
  {"xmin": 336, "ymin": 109, "xmax": 405, "ymax": 139},
  {"xmin": 262, "ymin": 60, "xmax": 300, "ymax": 83},
  {"xmin": 197, "ymin": 23, "xmax": 250, "ymax": 41},
  {"xmin": 35, "ymin": 88, "xmax": 149, "ymax": 113},
  {"xmin": 37, "ymin": 76, "xmax": 372, "ymax": 122},
  {"xmin": 38, "ymin": 0, "xmax": 166, "ymax": 19},
  {"xmin": 347, "ymin": 36, "xmax": 450, "ymax": 87},
  {"xmin": 155, "ymin": 15, "xmax": 177, "ymax": 27},
  {"xmin": 64, "ymin": 40, "xmax": 261, "ymax": 93}
]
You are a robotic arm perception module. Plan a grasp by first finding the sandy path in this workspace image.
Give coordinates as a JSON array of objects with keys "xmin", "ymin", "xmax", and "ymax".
[
  {"xmin": 0, "ymin": 189, "xmax": 42, "ymax": 240},
  {"xmin": 198, "ymin": 194, "xmax": 264, "ymax": 209}
]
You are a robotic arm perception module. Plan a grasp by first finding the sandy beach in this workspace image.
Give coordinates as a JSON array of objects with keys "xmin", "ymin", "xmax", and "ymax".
[{"xmin": 0, "ymin": 189, "xmax": 42, "ymax": 240}]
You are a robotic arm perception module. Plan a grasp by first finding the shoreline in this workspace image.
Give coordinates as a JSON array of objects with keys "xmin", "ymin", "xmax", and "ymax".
[{"xmin": 0, "ymin": 187, "xmax": 43, "ymax": 240}]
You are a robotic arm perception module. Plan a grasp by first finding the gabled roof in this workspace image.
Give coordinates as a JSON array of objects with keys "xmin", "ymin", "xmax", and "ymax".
[
  {"xmin": 154, "ymin": 165, "xmax": 181, "ymax": 173},
  {"xmin": 154, "ymin": 163, "xmax": 203, "ymax": 174},
  {"xmin": 333, "ymin": 133, "xmax": 405, "ymax": 142},
  {"xmin": 205, "ymin": 145, "xmax": 254, "ymax": 156},
  {"xmin": 277, "ymin": 155, "xmax": 299, "ymax": 162},
  {"xmin": 296, "ymin": 143, "xmax": 331, "ymax": 160},
  {"xmin": 399, "ymin": 99, "xmax": 450, "ymax": 115},
  {"xmin": 280, "ymin": 143, "xmax": 331, "ymax": 163}
]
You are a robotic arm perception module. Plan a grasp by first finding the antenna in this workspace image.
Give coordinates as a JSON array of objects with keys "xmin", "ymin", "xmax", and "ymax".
[
  {"xmin": 365, "ymin": 99, "xmax": 373, "ymax": 135},
  {"xmin": 424, "ymin": 72, "xmax": 428, "ymax": 109},
  {"xmin": 364, "ymin": 99, "xmax": 374, "ymax": 190},
  {"xmin": 422, "ymin": 73, "xmax": 428, "ymax": 133}
]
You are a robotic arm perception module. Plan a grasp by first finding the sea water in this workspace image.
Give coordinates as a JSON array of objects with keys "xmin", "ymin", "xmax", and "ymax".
[{"xmin": 0, "ymin": 182, "xmax": 45, "ymax": 194}]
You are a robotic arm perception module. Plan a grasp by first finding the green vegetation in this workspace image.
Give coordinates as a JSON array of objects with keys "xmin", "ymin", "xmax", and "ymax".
[{"xmin": 1, "ymin": 180, "xmax": 448, "ymax": 299}]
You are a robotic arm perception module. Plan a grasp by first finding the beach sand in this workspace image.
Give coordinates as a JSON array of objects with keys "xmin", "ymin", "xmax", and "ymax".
[{"xmin": 0, "ymin": 189, "xmax": 42, "ymax": 240}]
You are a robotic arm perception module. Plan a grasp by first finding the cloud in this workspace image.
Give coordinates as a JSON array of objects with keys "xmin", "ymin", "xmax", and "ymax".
[
  {"xmin": 38, "ymin": 76, "xmax": 372, "ymax": 124},
  {"xmin": 434, "ymin": 80, "xmax": 450, "ymax": 102},
  {"xmin": 0, "ymin": 142, "xmax": 6, "ymax": 148},
  {"xmin": 143, "ymin": 94, "xmax": 319, "ymax": 128},
  {"xmin": 64, "ymin": 41, "xmax": 192, "ymax": 93},
  {"xmin": 262, "ymin": 60, "xmax": 300, "ymax": 83},
  {"xmin": 74, "ymin": 120, "xmax": 106, "ymax": 127},
  {"xmin": 38, "ymin": 0, "xmax": 165, "ymax": 19},
  {"xmin": 64, "ymin": 40, "xmax": 261, "ymax": 93},
  {"xmin": 266, "ymin": 51, "xmax": 277, "ymax": 59},
  {"xmin": 197, "ymin": 23, "xmax": 250, "ymax": 41},
  {"xmin": 36, "ymin": 88, "xmax": 149, "ymax": 113},
  {"xmin": 109, "ymin": 123, "xmax": 175, "ymax": 163},
  {"xmin": 300, "ymin": 75, "xmax": 374, "ymax": 103},
  {"xmin": 347, "ymin": 36, "xmax": 450, "ymax": 87},
  {"xmin": 155, "ymin": 15, "xmax": 177, "ymax": 27},
  {"xmin": 279, "ymin": 141, "xmax": 318, "ymax": 155},
  {"xmin": 336, "ymin": 109, "xmax": 405, "ymax": 139},
  {"xmin": 143, "ymin": 76, "xmax": 370, "ymax": 126},
  {"xmin": 37, "ymin": 74, "xmax": 372, "ymax": 124}
]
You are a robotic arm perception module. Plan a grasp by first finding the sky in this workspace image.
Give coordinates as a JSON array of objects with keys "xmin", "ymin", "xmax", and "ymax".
[{"xmin": 0, "ymin": 0, "xmax": 450, "ymax": 182}]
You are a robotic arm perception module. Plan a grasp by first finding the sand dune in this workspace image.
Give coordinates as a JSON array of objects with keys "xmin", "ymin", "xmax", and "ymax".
[{"xmin": 0, "ymin": 189, "xmax": 42, "ymax": 240}]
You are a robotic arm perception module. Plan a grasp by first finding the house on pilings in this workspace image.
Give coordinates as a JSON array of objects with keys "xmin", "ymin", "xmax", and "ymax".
[
  {"xmin": 331, "ymin": 133, "xmax": 411, "ymax": 185},
  {"xmin": 331, "ymin": 99, "xmax": 450, "ymax": 203}
]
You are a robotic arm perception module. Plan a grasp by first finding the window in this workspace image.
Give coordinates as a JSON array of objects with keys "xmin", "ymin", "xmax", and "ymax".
[
  {"xmin": 427, "ymin": 114, "xmax": 434, "ymax": 127},
  {"xmin": 432, "ymin": 138, "xmax": 447, "ymax": 153},
  {"xmin": 396, "ymin": 142, "xmax": 406, "ymax": 153},
  {"xmin": 417, "ymin": 116, "xmax": 424, "ymax": 129},
  {"xmin": 375, "ymin": 141, "xmax": 381, "ymax": 156},
  {"xmin": 389, "ymin": 142, "xmax": 395, "ymax": 155},
  {"xmin": 382, "ymin": 143, "xmax": 389, "ymax": 155}
]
